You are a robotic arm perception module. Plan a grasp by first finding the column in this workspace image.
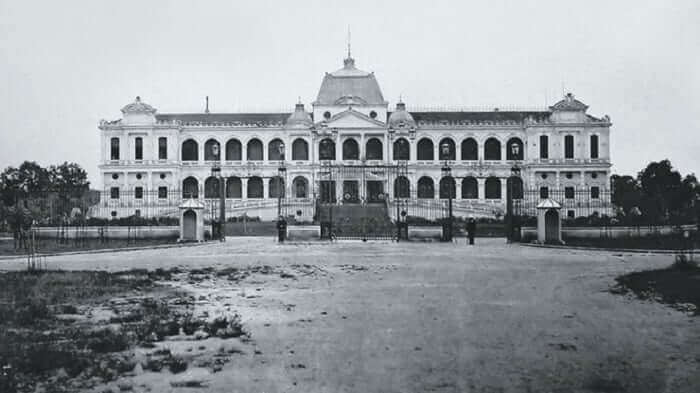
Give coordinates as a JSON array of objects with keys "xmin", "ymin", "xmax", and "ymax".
[
  {"xmin": 387, "ymin": 136, "xmax": 392, "ymax": 162},
  {"xmin": 241, "ymin": 178, "xmax": 248, "ymax": 201},
  {"xmin": 477, "ymin": 177, "xmax": 485, "ymax": 201},
  {"xmin": 242, "ymin": 143, "xmax": 247, "ymax": 163},
  {"xmin": 455, "ymin": 142, "xmax": 462, "ymax": 162},
  {"xmin": 199, "ymin": 141, "xmax": 204, "ymax": 163},
  {"xmin": 335, "ymin": 138, "xmax": 340, "ymax": 162},
  {"xmin": 555, "ymin": 172, "xmax": 561, "ymax": 190},
  {"xmin": 456, "ymin": 177, "xmax": 462, "ymax": 199},
  {"xmin": 262, "ymin": 179, "xmax": 269, "ymax": 200},
  {"xmin": 580, "ymin": 170, "xmax": 586, "ymax": 188},
  {"xmin": 500, "ymin": 178, "xmax": 507, "ymax": 203},
  {"xmin": 501, "ymin": 142, "xmax": 507, "ymax": 162}
]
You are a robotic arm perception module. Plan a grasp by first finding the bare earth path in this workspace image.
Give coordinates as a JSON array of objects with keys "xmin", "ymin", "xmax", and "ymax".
[{"xmin": 2, "ymin": 238, "xmax": 698, "ymax": 392}]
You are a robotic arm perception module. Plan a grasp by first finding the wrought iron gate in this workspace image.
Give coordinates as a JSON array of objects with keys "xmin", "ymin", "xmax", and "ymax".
[{"xmin": 316, "ymin": 163, "xmax": 409, "ymax": 240}]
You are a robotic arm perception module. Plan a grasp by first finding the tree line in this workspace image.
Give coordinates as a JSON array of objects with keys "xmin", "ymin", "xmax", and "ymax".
[{"xmin": 611, "ymin": 159, "xmax": 699, "ymax": 225}]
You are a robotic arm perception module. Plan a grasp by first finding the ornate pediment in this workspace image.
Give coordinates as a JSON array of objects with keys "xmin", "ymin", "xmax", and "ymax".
[
  {"xmin": 550, "ymin": 93, "xmax": 588, "ymax": 112},
  {"xmin": 322, "ymin": 108, "xmax": 385, "ymax": 128},
  {"xmin": 121, "ymin": 96, "xmax": 156, "ymax": 115}
]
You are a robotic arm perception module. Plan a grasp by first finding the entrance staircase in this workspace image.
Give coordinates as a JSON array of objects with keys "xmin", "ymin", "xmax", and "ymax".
[{"xmin": 318, "ymin": 202, "xmax": 396, "ymax": 239}]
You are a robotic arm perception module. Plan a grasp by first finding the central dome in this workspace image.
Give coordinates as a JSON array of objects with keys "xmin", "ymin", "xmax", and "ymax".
[{"xmin": 314, "ymin": 56, "xmax": 386, "ymax": 106}]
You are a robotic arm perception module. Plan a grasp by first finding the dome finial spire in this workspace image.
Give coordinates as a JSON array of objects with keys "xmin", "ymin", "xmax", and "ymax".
[{"xmin": 347, "ymin": 26, "xmax": 351, "ymax": 59}]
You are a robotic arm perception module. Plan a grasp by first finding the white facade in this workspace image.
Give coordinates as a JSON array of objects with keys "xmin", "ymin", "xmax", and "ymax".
[{"xmin": 98, "ymin": 55, "xmax": 612, "ymax": 220}]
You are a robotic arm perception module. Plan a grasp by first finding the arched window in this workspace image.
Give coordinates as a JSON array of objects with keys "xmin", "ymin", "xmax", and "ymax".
[
  {"xmin": 508, "ymin": 177, "xmax": 523, "ymax": 199},
  {"xmin": 182, "ymin": 177, "xmax": 199, "ymax": 198},
  {"xmin": 439, "ymin": 177, "xmax": 456, "ymax": 199},
  {"xmin": 394, "ymin": 176, "xmax": 410, "ymax": 198},
  {"xmin": 269, "ymin": 177, "xmax": 285, "ymax": 198},
  {"xmin": 462, "ymin": 177, "xmax": 478, "ymax": 199},
  {"xmin": 485, "ymin": 177, "xmax": 501, "ymax": 199},
  {"xmin": 225, "ymin": 139, "xmax": 242, "ymax": 161},
  {"xmin": 247, "ymin": 139, "xmax": 263, "ymax": 161},
  {"xmin": 461, "ymin": 138, "xmax": 478, "ymax": 160},
  {"xmin": 134, "ymin": 137, "xmax": 143, "ymax": 160},
  {"xmin": 366, "ymin": 138, "xmax": 383, "ymax": 160},
  {"xmin": 438, "ymin": 138, "xmax": 455, "ymax": 160},
  {"xmin": 590, "ymin": 134, "xmax": 599, "ymax": 159},
  {"xmin": 319, "ymin": 138, "xmax": 335, "ymax": 160},
  {"xmin": 181, "ymin": 140, "xmax": 199, "ymax": 161},
  {"xmin": 417, "ymin": 138, "xmax": 434, "ymax": 161},
  {"xmin": 226, "ymin": 177, "xmax": 241, "ymax": 198},
  {"xmin": 564, "ymin": 135, "xmax": 574, "ymax": 159},
  {"xmin": 110, "ymin": 137, "xmax": 120, "ymax": 160},
  {"xmin": 393, "ymin": 138, "xmax": 410, "ymax": 160},
  {"xmin": 268, "ymin": 138, "xmax": 285, "ymax": 161},
  {"xmin": 539, "ymin": 135, "xmax": 549, "ymax": 159},
  {"xmin": 292, "ymin": 176, "xmax": 308, "ymax": 198},
  {"xmin": 506, "ymin": 138, "xmax": 524, "ymax": 160},
  {"xmin": 204, "ymin": 139, "xmax": 220, "ymax": 161},
  {"xmin": 292, "ymin": 138, "xmax": 308, "ymax": 161},
  {"xmin": 417, "ymin": 177, "xmax": 434, "ymax": 199},
  {"xmin": 204, "ymin": 176, "xmax": 220, "ymax": 198},
  {"xmin": 342, "ymin": 139, "xmax": 359, "ymax": 160},
  {"xmin": 484, "ymin": 138, "xmax": 501, "ymax": 160},
  {"xmin": 247, "ymin": 176, "xmax": 263, "ymax": 198}
]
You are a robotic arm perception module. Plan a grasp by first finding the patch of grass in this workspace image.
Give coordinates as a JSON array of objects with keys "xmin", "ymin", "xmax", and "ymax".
[{"xmin": 612, "ymin": 259, "xmax": 700, "ymax": 314}]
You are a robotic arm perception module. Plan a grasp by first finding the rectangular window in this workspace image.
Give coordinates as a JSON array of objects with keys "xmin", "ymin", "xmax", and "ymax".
[
  {"xmin": 135, "ymin": 137, "xmax": 143, "ymax": 160},
  {"xmin": 591, "ymin": 186, "xmax": 600, "ymax": 199},
  {"xmin": 539, "ymin": 187, "xmax": 549, "ymax": 199},
  {"xmin": 110, "ymin": 138, "xmax": 120, "ymax": 160},
  {"xmin": 158, "ymin": 186, "xmax": 168, "ymax": 199},
  {"xmin": 590, "ymin": 135, "xmax": 599, "ymax": 159},
  {"xmin": 110, "ymin": 187, "xmax": 119, "ymax": 199},
  {"xmin": 158, "ymin": 137, "xmax": 167, "ymax": 160},
  {"xmin": 135, "ymin": 187, "xmax": 143, "ymax": 199},
  {"xmin": 567, "ymin": 210, "xmax": 575, "ymax": 219},
  {"xmin": 564, "ymin": 135, "xmax": 574, "ymax": 159},
  {"xmin": 539, "ymin": 135, "xmax": 548, "ymax": 159},
  {"xmin": 135, "ymin": 209, "xmax": 141, "ymax": 217},
  {"xmin": 565, "ymin": 187, "xmax": 575, "ymax": 199}
]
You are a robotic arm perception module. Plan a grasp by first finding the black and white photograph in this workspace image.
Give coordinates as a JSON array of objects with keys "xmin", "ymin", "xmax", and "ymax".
[{"xmin": 0, "ymin": 1, "xmax": 699, "ymax": 392}]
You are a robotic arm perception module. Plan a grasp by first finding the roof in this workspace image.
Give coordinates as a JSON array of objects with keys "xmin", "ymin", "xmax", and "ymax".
[
  {"xmin": 156, "ymin": 113, "xmax": 289, "ymax": 126},
  {"xmin": 410, "ymin": 111, "xmax": 549, "ymax": 123},
  {"xmin": 179, "ymin": 199, "xmax": 205, "ymax": 209},
  {"xmin": 315, "ymin": 57, "xmax": 385, "ymax": 105},
  {"xmin": 536, "ymin": 199, "xmax": 562, "ymax": 209}
]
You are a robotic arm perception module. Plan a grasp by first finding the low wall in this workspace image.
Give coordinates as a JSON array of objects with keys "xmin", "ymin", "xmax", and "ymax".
[
  {"xmin": 32, "ymin": 226, "xmax": 180, "ymax": 240},
  {"xmin": 521, "ymin": 224, "xmax": 697, "ymax": 241},
  {"xmin": 287, "ymin": 225, "xmax": 321, "ymax": 241},
  {"xmin": 408, "ymin": 226, "xmax": 443, "ymax": 241}
]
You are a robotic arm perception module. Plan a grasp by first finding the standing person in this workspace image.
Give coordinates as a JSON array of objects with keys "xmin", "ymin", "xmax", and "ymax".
[
  {"xmin": 276, "ymin": 215, "xmax": 287, "ymax": 243},
  {"xmin": 466, "ymin": 217, "xmax": 476, "ymax": 245}
]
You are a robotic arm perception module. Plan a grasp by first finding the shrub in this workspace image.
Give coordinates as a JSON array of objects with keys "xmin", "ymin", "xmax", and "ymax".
[{"xmin": 672, "ymin": 254, "xmax": 698, "ymax": 270}]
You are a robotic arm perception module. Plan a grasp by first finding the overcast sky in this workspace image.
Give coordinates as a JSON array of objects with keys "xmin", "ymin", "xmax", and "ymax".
[{"xmin": 1, "ymin": 0, "xmax": 698, "ymax": 187}]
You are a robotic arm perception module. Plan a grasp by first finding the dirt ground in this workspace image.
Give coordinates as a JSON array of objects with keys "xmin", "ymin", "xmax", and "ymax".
[{"xmin": 1, "ymin": 238, "xmax": 698, "ymax": 393}]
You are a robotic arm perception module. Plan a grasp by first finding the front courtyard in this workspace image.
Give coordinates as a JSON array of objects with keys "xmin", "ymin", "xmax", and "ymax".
[{"xmin": 1, "ymin": 238, "xmax": 698, "ymax": 392}]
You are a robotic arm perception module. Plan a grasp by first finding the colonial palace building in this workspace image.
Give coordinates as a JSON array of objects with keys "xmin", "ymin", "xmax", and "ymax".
[{"xmin": 98, "ymin": 54, "xmax": 612, "ymax": 221}]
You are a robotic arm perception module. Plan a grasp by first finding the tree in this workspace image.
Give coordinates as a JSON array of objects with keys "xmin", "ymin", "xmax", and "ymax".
[
  {"xmin": 0, "ymin": 161, "xmax": 90, "ymax": 202},
  {"xmin": 48, "ymin": 162, "xmax": 90, "ymax": 197},
  {"xmin": 636, "ymin": 160, "xmax": 698, "ymax": 223},
  {"xmin": 610, "ymin": 174, "xmax": 642, "ymax": 216}
]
